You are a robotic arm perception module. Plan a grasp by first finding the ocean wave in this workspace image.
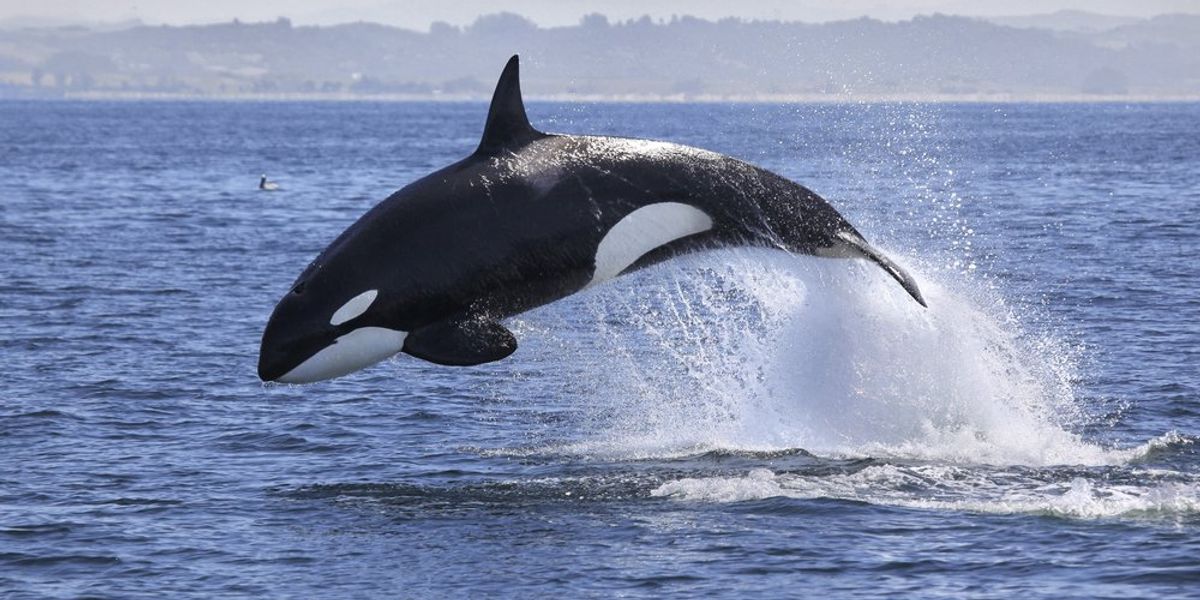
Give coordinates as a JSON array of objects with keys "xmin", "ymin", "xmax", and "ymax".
[{"xmin": 651, "ymin": 463, "xmax": 1200, "ymax": 519}]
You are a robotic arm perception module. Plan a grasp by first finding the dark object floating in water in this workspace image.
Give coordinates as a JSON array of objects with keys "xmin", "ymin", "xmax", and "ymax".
[
  {"xmin": 259, "ymin": 174, "xmax": 280, "ymax": 191},
  {"xmin": 258, "ymin": 55, "xmax": 925, "ymax": 384}
]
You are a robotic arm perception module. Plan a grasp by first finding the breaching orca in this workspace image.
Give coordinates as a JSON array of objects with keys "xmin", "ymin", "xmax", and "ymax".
[{"xmin": 258, "ymin": 55, "xmax": 926, "ymax": 384}]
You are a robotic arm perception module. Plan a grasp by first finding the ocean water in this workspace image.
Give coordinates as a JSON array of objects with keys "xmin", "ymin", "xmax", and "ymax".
[{"xmin": 2, "ymin": 100, "xmax": 1198, "ymax": 598}]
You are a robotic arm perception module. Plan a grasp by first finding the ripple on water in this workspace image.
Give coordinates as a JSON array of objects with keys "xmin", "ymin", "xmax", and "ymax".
[{"xmin": 3, "ymin": 100, "xmax": 1199, "ymax": 599}]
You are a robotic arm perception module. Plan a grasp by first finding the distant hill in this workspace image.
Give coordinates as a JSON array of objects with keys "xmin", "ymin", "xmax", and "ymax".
[
  {"xmin": 0, "ymin": 16, "xmax": 144, "ymax": 32},
  {"xmin": 1, "ymin": 12, "xmax": 1197, "ymax": 100},
  {"xmin": 1092, "ymin": 14, "xmax": 1200, "ymax": 51},
  {"xmin": 984, "ymin": 10, "xmax": 1141, "ymax": 33}
]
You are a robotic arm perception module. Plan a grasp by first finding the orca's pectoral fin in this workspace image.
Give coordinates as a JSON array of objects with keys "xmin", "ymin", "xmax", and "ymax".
[
  {"xmin": 402, "ymin": 315, "xmax": 518, "ymax": 366},
  {"xmin": 837, "ymin": 232, "xmax": 928, "ymax": 308}
]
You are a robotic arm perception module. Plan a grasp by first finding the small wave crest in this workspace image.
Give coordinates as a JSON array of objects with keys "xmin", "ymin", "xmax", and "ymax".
[{"xmin": 650, "ymin": 463, "xmax": 1200, "ymax": 520}]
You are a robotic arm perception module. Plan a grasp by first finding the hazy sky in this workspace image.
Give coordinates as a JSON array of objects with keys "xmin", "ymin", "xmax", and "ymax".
[{"xmin": 2, "ymin": 0, "xmax": 1198, "ymax": 29}]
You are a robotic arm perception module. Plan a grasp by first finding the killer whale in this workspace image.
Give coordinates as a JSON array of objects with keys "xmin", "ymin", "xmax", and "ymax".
[{"xmin": 258, "ymin": 55, "xmax": 926, "ymax": 384}]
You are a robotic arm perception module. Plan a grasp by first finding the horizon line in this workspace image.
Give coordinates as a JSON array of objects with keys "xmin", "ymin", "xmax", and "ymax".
[{"xmin": 3, "ymin": 9, "xmax": 1199, "ymax": 33}]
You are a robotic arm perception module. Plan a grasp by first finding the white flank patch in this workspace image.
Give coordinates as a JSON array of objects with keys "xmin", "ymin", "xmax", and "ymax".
[
  {"xmin": 589, "ymin": 202, "xmax": 713, "ymax": 287},
  {"xmin": 278, "ymin": 327, "xmax": 406, "ymax": 384},
  {"xmin": 330, "ymin": 289, "xmax": 379, "ymax": 326}
]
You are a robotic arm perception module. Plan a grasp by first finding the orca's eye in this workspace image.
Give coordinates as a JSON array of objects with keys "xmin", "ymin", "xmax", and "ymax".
[{"xmin": 292, "ymin": 281, "xmax": 307, "ymax": 295}]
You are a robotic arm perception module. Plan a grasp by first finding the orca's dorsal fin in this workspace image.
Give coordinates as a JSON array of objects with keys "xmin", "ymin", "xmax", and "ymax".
[{"xmin": 477, "ymin": 55, "xmax": 542, "ymax": 154}]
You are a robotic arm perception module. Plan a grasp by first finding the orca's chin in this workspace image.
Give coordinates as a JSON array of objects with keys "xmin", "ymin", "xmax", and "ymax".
[
  {"xmin": 260, "ymin": 327, "xmax": 409, "ymax": 384},
  {"xmin": 257, "ymin": 344, "xmax": 293, "ymax": 382},
  {"xmin": 257, "ymin": 359, "xmax": 285, "ymax": 383}
]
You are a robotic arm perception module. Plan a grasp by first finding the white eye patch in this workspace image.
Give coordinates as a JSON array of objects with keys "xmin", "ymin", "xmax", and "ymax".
[{"xmin": 330, "ymin": 289, "xmax": 378, "ymax": 326}]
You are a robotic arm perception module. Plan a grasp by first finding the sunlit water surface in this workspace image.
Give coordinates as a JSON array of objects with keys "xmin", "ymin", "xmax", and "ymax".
[{"xmin": 2, "ymin": 101, "xmax": 1198, "ymax": 598}]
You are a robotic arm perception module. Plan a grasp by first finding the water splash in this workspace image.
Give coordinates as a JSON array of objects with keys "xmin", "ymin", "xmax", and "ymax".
[{"xmin": 516, "ymin": 247, "xmax": 1129, "ymax": 467}]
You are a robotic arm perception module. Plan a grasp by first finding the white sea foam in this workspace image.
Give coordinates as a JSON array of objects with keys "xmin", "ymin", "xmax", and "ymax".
[
  {"xmin": 650, "ymin": 461, "xmax": 1200, "ymax": 519},
  {"xmin": 491, "ymin": 240, "xmax": 1200, "ymax": 522},
  {"xmin": 502, "ymin": 246, "xmax": 1198, "ymax": 520},
  {"xmin": 528, "ymin": 248, "xmax": 1140, "ymax": 467}
]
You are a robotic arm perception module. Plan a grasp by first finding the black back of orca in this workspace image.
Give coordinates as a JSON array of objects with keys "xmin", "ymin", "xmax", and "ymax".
[{"xmin": 258, "ymin": 55, "xmax": 926, "ymax": 383}]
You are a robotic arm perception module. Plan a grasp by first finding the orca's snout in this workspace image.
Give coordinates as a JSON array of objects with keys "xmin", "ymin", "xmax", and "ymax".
[
  {"xmin": 257, "ymin": 343, "xmax": 292, "ymax": 382},
  {"xmin": 258, "ymin": 311, "xmax": 308, "ymax": 382}
]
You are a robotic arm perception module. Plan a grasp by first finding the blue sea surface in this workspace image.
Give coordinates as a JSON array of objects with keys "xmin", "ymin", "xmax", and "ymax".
[{"xmin": 2, "ymin": 100, "xmax": 1199, "ymax": 598}]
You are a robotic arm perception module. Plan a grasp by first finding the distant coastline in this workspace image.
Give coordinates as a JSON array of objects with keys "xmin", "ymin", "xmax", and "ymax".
[
  {"xmin": 2, "ymin": 12, "xmax": 1197, "ymax": 101},
  {"xmin": 9, "ymin": 91, "xmax": 1200, "ymax": 104}
]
